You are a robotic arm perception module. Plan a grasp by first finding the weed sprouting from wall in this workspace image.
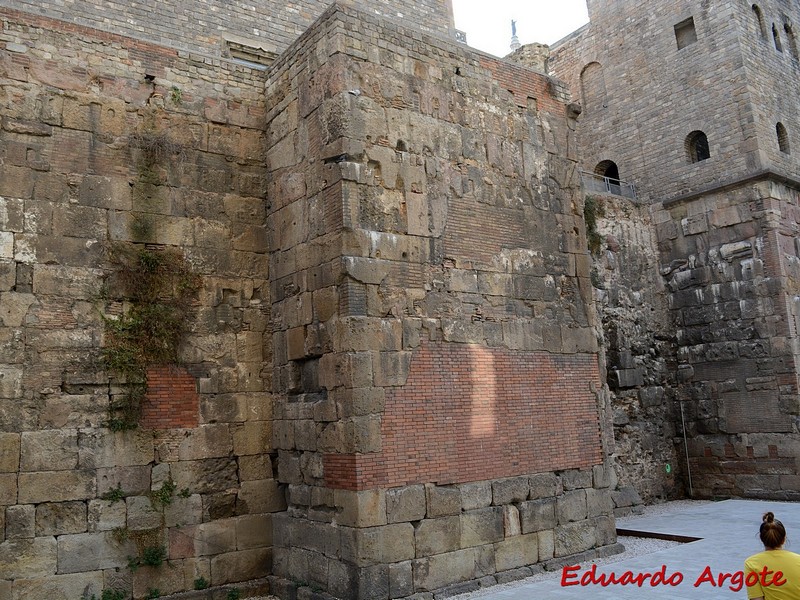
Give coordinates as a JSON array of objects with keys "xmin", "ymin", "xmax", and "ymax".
[
  {"xmin": 584, "ymin": 195, "xmax": 606, "ymax": 255},
  {"xmin": 102, "ymin": 243, "xmax": 199, "ymax": 430}
]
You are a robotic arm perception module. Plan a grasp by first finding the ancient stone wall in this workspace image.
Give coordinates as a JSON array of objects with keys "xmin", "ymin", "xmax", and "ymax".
[
  {"xmin": 0, "ymin": 0, "xmax": 454, "ymax": 60},
  {"xmin": 0, "ymin": 8, "xmax": 280, "ymax": 598},
  {"xmin": 654, "ymin": 182, "xmax": 800, "ymax": 499},
  {"xmin": 263, "ymin": 4, "xmax": 617, "ymax": 598},
  {"xmin": 588, "ymin": 194, "xmax": 682, "ymax": 506}
]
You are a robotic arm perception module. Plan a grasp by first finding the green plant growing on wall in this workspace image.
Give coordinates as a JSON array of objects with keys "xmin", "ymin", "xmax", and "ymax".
[
  {"xmin": 193, "ymin": 577, "xmax": 210, "ymax": 590},
  {"xmin": 583, "ymin": 195, "xmax": 606, "ymax": 255},
  {"xmin": 102, "ymin": 243, "xmax": 199, "ymax": 430}
]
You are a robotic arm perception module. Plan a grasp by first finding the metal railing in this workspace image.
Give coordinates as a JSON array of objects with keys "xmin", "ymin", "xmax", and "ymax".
[{"xmin": 580, "ymin": 171, "xmax": 637, "ymax": 200}]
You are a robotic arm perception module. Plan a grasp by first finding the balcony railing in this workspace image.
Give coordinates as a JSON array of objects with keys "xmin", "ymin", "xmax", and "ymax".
[{"xmin": 580, "ymin": 171, "xmax": 637, "ymax": 200}]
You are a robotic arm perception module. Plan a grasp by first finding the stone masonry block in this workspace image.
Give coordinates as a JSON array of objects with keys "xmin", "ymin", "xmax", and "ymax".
[
  {"xmin": 554, "ymin": 520, "xmax": 597, "ymax": 557},
  {"xmin": 387, "ymin": 485, "xmax": 426, "ymax": 523},
  {"xmin": 426, "ymin": 484, "xmax": 461, "ymax": 518},
  {"xmin": 389, "ymin": 560, "xmax": 414, "ymax": 599},
  {"xmin": 538, "ymin": 529, "xmax": 555, "ymax": 561},
  {"xmin": 18, "ymin": 471, "xmax": 94, "ymax": 504},
  {"xmin": 87, "ymin": 499, "xmax": 126, "ymax": 533},
  {"xmin": 460, "ymin": 507, "xmax": 504, "ymax": 548},
  {"xmin": 586, "ymin": 489, "xmax": 613, "ymax": 518},
  {"xmin": 492, "ymin": 477, "xmax": 529, "ymax": 505},
  {"xmin": 357, "ymin": 523, "xmax": 415, "ymax": 564},
  {"xmin": 210, "ymin": 547, "xmax": 272, "ymax": 585},
  {"xmin": 6, "ymin": 504, "xmax": 35, "ymax": 539},
  {"xmin": 494, "ymin": 532, "xmax": 538, "ymax": 572},
  {"xmin": 36, "ymin": 501, "xmax": 88, "ymax": 536},
  {"xmin": 413, "ymin": 548, "xmax": 476, "ymax": 592},
  {"xmin": 461, "ymin": 481, "xmax": 492, "ymax": 511},
  {"xmin": 56, "ymin": 531, "xmax": 136, "ymax": 573},
  {"xmin": 9, "ymin": 571, "xmax": 104, "ymax": 600},
  {"xmin": 0, "ymin": 537, "xmax": 57, "ymax": 579},
  {"xmin": 503, "ymin": 505, "xmax": 521, "ymax": 536},
  {"xmin": 237, "ymin": 479, "xmax": 287, "ymax": 514},
  {"xmin": 335, "ymin": 489, "xmax": 387, "ymax": 527},
  {"xmin": 414, "ymin": 516, "xmax": 461, "ymax": 557},
  {"xmin": 560, "ymin": 469, "xmax": 593, "ymax": 491},
  {"xmin": 0, "ymin": 432, "xmax": 20, "ymax": 472},
  {"xmin": 126, "ymin": 495, "xmax": 162, "ymax": 530},
  {"xmin": 20, "ymin": 429, "xmax": 78, "ymax": 471},
  {"xmin": 519, "ymin": 498, "xmax": 556, "ymax": 533},
  {"xmin": 529, "ymin": 473, "xmax": 559, "ymax": 499},
  {"xmin": 236, "ymin": 514, "xmax": 273, "ymax": 550},
  {"xmin": 557, "ymin": 490, "xmax": 587, "ymax": 524}
]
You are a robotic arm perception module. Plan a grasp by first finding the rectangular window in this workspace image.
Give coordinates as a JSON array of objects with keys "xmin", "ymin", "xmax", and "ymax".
[
  {"xmin": 224, "ymin": 37, "xmax": 278, "ymax": 70},
  {"xmin": 675, "ymin": 17, "xmax": 698, "ymax": 50}
]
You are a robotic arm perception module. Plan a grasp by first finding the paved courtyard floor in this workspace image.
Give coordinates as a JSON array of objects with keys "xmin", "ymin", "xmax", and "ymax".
[{"xmin": 456, "ymin": 499, "xmax": 800, "ymax": 599}]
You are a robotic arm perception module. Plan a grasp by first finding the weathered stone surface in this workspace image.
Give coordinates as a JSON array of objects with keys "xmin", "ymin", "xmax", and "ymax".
[
  {"xmin": 426, "ymin": 484, "xmax": 461, "ymax": 518},
  {"xmin": 18, "ymin": 471, "xmax": 94, "ymax": 504},
  {"xmin": 528, "ymin": 473, "xmax": 559, "ymax": 500},
  {"xmin": 389, "ymin": 560, "xmax": 414, "ymax": 599},
  {"xmin": 586, "ymin": 488, "xmax": 613, "ymax": 518},
  {"xmin": 6, "ymin": 504, "xmax": 35, "ymax": 539},
  {"xmin": 492, "ymin": 477, "xmax": 529, "ymax": 505},
  {"xmin": 503, "ymin": 505, "xmax": 521, "ymax": 536},
  {"xmin": 236, "ymin": 513, "xmax": 273, "ymax": 550},
  {"xmin": 164, "ymin": 494, "xmax": 203, "ymax": 528},
  {"xmin": 210, "ymin": 548, "xmax": 272, "ymax": 585},
  {"xmin": 125, "ymin": 495, "xmax": 162, "ymax": 530},
  {"xmin": 0, "ymin": 538, "xmax": 57, "ymax": 578},
  {"xmin": 0, "ymin": 433, "xmax": 20, "ymax": 473},
  {"xmin": 554, "ymin": 521, "xmax": 596, "ymax": 557},
  {"xmin": 77, "ymin": 430, "xmax": 153, "ymax": 469},
  {"xmin": 10, "ymin": 571, "xmax": 104, "ymax": 600},
  {"xmin": 387, "ymin": 484, "xmax": 426, "ymax": 523},
  {"xmin": 237, "ymin": 479, "xmax": 286, "ymax": 514},
  {"xmin": 56, "ymin": 531, "xmax": 135, "ymax": 573},
  {"xmin": 460, "ymin": 481, "xmax": 492, "ymax": 511},
  {"xmin": 414, "ymin": 516, "xmax": 461, "ymax": 556},
  {"xmin": 560, "ymin": 470, "xmax": 592, "ymax": 491},
  {"xmin": 87, "ymin": 499, "xmax": 126, "ymax": 533},
  {"xmin": 0, "ymin": 472, "xmax": 17, "ymax": 505},
  {"xmin": 413, "ymin": 548, "xmax": 476, "ymax": 592},
  {"xmin": 494, "ymin": 532, "xmax": 538, "ymax": 572},
  {"xmin": 335, "ymin": 489, "xmax": 387, "ymax": 528},
  {"xmin": 519, "ymin": 498, "xmax": 556, "ymax": 533},
  {"xmin": 557, "ymin": 490, "xmax": 587, "ymax": 524},
  {"xmin": 460, "ymin": 507, "xmax": 504, "ymax": 548},
  {"xmin": 171, "ymin": 458, "xmax": 239, "ymax": 494}
]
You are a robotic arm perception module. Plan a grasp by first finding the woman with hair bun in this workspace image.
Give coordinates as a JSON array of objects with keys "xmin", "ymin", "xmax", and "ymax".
[{"xmin": 745, "ymin": 512, "xmax": 800, "ymax": 599}]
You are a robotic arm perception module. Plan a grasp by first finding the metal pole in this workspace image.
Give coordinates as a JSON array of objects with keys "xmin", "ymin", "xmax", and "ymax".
[{"xmin": 680, "ymin": 401, "xmax": 693, "ymax": 498}]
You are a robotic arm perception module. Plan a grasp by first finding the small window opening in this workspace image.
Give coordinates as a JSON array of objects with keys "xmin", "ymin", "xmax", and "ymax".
[
  {"xmin": 595, "ymin": 160, "xmax": 620, "ymax": 182},
  {"xmin": 753, "ymin": 5, "xmax": 768, "ymax": 38},
  {"xmin": 675, "ymin": 17, "xmax": 698, "ymax": 50},
  {"xmin": 777, "ymin": 122, "xmax": 790, "ymax": 154},
  {"xmin": 225, "ymin": 38, "xmax": 278, "ymax": 70},
  {"xmin": 773, "ymin": 24, "xmax": 784, "ymax": 52},
  {"xmin": 784, "ymin": 23, "xmax": 798, "ymax": 59},
  {"xmin": 686, "ymin": 131, "xmax": 711, "ymax": 163}
]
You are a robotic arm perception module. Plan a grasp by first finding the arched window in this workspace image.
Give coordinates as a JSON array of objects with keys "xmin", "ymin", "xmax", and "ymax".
[
  {"xmin": 773, "ymin": 23, "xmax": 784, "ymax": 52},
  {"xmin": 752, "ymin": 5, "xmax": 767, "ymax": 38},
  {"xmin": 777, "ymin": 122, "xmax": 790, "ymax": 154},
  {"xmin": 686, "ymin": 131, "xmax": 711, "ymax": 163},
  {"xmin": 594, "ymin": 160, "xmax": 620, "ymax": 182},
  {"xmin": 580, "ymin": 62, "xmax": 607, "ymax": 110},
  {"xmin": 784, "ymin": 23, "xmax": 798, "ymax": 59}
]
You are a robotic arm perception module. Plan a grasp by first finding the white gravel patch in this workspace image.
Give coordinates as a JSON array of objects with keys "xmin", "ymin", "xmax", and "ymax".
[{"xmin": 451, "ymin": 500, "xmax": 713, "ymax": 599}]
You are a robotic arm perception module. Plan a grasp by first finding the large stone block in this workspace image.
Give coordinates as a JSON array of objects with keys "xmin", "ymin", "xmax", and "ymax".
[
  {"xmin": 171, "ymin": 457, "xmax": 238, "ymax": 494},
  {"xmin": 0, "ymin": 538, "xmax": 57, "ymax": 579},
  {"xmin": 355, "ymin": 523, "xmax": 415, "ymax": 565},
  {"xmin": 335, "ymin": 489, "xmax": 387, "ymax": 527},
  {"xmin": 36, "ymin": 501, "xmax": 88, "ymax": 536},
  {"xmin": 237, "ymin": 479, "xmax": 287, "ymax": 514},
  {"xmin": 236, "ymin": 514, "xmax": 273, "ymax": 550},
  {"xmin": 0, "ymin": 433, "xmax": 20, "ymax": 472},
  {"xmin": 210, "ymin": 547, "xmax": 272, "ymax": 584},
  {"xmin": 6, "ymin": 504, "xmax": 34, "ymax": 539},
  {"xmin": 492, "ymin": 477, "xmax": 529, "ymax": 505},
  {"xmin": 414, "ymin": 516, "xmax": 461, "ymax": 557},
  {"xmin": 232, "ymin": 420, "xmax": 272, "ymax": 456},
  {"xmin": 389, "ymin": 560, "xmax": 413, "ymax": 599},
  {"xmin": 132, "ymin": 561, "xmax": 185, "ymax": 598},
  {"xmin": 425, "ymin": 484, "xmax": 461, "ymax": 518},
  {"xmin": 386, "ymin": 485, "xmax": 426, "ymax": 523},
  {"xmin": 87, "ymin": 499, "xmax": 126, "ymax": 532},
  {"xmin": 413, "ymin": 548, "xmax": 476, "ymax": 592},
  {"xmin": 494, "ymin": 532, "xmax": 538, "ymax": 572},
  {"xmin": 18, "ymin": 471, "xmax": 94, "ymax": 504},
  {"xmin": 77, "ymin": 429, "xmax": 154, "ymax": 468},
  {"xmin": 557, "ymin": 490, "xmax": 587, "ymax": 524},
  {"xmin": 519, "ymin": 498, "xmax": 556, "ymax": 533},
  {"xmin": 461, "ymin": 481, "xmax": 492, "ymax": 511},
  {"xmin": 56, "ymin": 531, "xmax": 135, "ymax": 573},
  {"xmin": 10, "ymin": 571, "xmax": 104, "ymax": 600},
  {"xmin": 125, "ymin": 495, "xmax": 162, "ymax": 530},
  {"xmin": 164, "ymin": 494, "xmax": 203, "ymax": 528},
  {"xmin": 554, "ymin": 520, "xmax": 596, "ymax": 557},
  {"xmin": 586, "ymin": 488, "xmax": 613, "ymax": 518},
  {"xmin": 20, "ymin": 430, "xmax": 79, "ymax": 472},
  {"xmin": 460, "ymin": 507, "xmax": 504, "ymax": 548},
  {"xmin": 529, "ymin": 472, "xmax": 559, "ymax": 499}
]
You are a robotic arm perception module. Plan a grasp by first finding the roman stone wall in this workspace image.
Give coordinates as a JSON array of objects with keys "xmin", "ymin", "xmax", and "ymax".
[
  {"xmin": 0, "ymin": 9, "xmax": 279, "ymax": 598},
  {"xmin": 265, "ymin": 3, "xmax": 616, "ymax": 598},
  {"xmin": 0, "ymin": 0, "xmax": 454, "ymax": 60},
  {"xmin": 549, "ymin": 0, "xmax": 760, "ymax": 203},
  {"xmin": 654, "ymin": 180, "xmax": 800, "ymax": 499},
  {"xmin": 589, "ymin": 193, "xmax": 682, "ymax": 506}
]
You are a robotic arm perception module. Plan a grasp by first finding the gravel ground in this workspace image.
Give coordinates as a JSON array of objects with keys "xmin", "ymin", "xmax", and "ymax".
[{"xmin": 451, "ymin": 499, "xmax": 713, "ymax": 599}]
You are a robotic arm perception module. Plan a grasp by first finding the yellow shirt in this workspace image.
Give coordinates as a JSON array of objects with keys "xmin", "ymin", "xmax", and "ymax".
[{"xmin": 745, "ymin": 549, "xmax": 800, "ymax": 599}]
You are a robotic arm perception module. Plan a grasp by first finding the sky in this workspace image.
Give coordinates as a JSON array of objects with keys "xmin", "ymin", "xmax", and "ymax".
[{"xmin": 451, "ymin": 0, "xmax": 589, "ymax": 57}]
